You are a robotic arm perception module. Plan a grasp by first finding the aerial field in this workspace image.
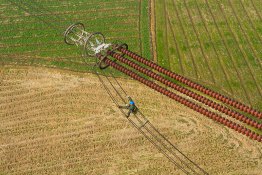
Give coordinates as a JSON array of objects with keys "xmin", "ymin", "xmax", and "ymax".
[
  {"xmin": 0, "ymin": 0, "xmax": 151, "ymax": 74},
  {"xmin": 1, "ymin": 0, "xmax": 262, "ymax": 174},
  {"xmin": 0, "ymin": 66, "xmax": 262, "ymax": 174},
  {"xmin": 154, "ymin": 0, "xmax": 262, "ymax": 111}
]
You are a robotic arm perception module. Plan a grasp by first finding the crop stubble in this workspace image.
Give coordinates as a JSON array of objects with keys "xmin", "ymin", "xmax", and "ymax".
[{"xmin": 1, "ymin": 66, "xmax": 262, "ymax": 174}]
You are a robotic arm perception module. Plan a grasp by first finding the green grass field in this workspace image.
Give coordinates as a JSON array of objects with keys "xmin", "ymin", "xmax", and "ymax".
[
  {"xmin": 0, "ymin": 0, "xmax": 151, "ymax": 76},
  {"xmin": 155, "ymin": 0, "xmax": 262, "ymax": 111}
]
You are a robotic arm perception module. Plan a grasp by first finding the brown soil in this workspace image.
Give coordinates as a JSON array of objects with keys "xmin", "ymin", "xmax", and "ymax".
[{"xmin": 0, "ymin": 65, "xmax": 262, "ymax": 174}]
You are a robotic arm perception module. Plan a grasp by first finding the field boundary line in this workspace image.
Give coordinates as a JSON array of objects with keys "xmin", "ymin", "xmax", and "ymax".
[
  {"xmin": 250, "ymin": 0, "xmax": 262, "ymax": 27},
  {"xmin": 1, "ymin": 58, "xmax": 97, "ymax": 70},
  {"xmin": 217, "ymin": 0, "xmax": 261, "ymax": 103},
  {"xmin": 171, "ymin": 0, "xmax": 199, "ymax": 79},
  {"xmin": 163, "ymin": 0, "xmax": 171, "ymax": 70},
  {"xmin": 1, "ymin": 62, "xmax": 133, "ymax": 81},
  {"xmin": 139, "ymin": 0, "xmax": 142, "ymax": 56},
  {"xmin": 205, "ymin": 0, "xmax": 252, "ymax": 106},
  {"xmin": 0, "ymin": 64, "xmax": 135, "ymax": 83},
  {"xmin": 194, "ymin": 0, "xmax": 234, "ymax": 95},
  {"xmin": 184, "ymin": 0, "xmax": 216, "ymax": 85},
  {"xmin": 150, "ymin": 0, "xmax": 158, "ymax": 63},
  {"xmin": 0, "ymin": 63, "xmax": 97, "ymax": 76}
]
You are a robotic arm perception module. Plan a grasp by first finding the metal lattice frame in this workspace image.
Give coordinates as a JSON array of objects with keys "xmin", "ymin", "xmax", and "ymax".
[{"xmin": 64, "ymin": 22, "xmax": 112, "ymax": 57}]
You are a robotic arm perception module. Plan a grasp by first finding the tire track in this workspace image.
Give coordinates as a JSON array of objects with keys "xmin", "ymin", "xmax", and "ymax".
[
  {"xmin": 171, "ymin": 0, "xmax": 199, "ymax": 79},
  {"xmin": 225, "ymin": 0, "xmax": 262, "ymax": 99},
  {"xmin": 184, "ymin": 0, "xmax": 216, "ymax": 85},
  {"xmin": 205, "ymin": 0, "xmax": 252, "ymax": 107},
  {"xmin": 138, "ymin": 0, "xmax": 142, "ymax": 57},
  {"xmin": 166, "ymin": 16, "xmax": 184, "ymax": 76},
  {"xmin": 250, "ymin": 0, "xmax": 262, "ymax": 25},
  {"xmin": 150, "ymin": 0, "xmax": 158, "ymax": 64},
  {"xmin": 217, "ymin": 0, "xmax": 261, "ymax": 105},
  {"xmin": 163, "ymin": 0, "xmax": 171, "ymax": 70},
  {"xmin": 194, "ymin": 0, "xmax": 234, "ymax": 95},
  {"xmin": 240, "ymin": 0, "xmax": 262, "ymax": 44},
  {"xmin": 240, "ymin": 0, "xmax": 262, "ymax": 68},
  {"xmin": 0, "ymin": 64, "xmax": 134, "ymax": 83}
]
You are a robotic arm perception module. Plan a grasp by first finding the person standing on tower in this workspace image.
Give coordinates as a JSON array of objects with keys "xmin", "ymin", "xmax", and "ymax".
[{"xmin": 118, "ymin": 95, "xmax": 138, "ymax": 118}]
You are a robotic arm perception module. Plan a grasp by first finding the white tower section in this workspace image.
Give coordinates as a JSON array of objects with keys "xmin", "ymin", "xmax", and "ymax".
[{"xmin": 64, "ymin": 22, "xmax": 112, "ymax": 57}]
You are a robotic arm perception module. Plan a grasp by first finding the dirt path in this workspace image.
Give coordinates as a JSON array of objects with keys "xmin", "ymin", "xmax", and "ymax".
[{"xmin": 0, "ymin": 65, "xmax": 262, "ymax": 174}]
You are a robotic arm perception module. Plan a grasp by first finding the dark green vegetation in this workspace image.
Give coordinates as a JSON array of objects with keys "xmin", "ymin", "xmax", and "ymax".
[
  {"xmin": 0, "ymin": 0, "xmax": 151, "ymax": 76},
  {"xmin": 155, "ymin": 0, "xmax": 262, "ymax": 111}
]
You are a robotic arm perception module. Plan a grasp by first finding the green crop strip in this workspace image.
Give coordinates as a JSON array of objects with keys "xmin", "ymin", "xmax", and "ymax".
[
  {"xmin": 1, "ymin": 0, "xmax": 151, "ymax": 79},
  {"xmin": 154, "ymin": 0, "xmax": 262, "ymax": 111},
  {"xmin": 140, "ymin": 0, "xmax": 151, "ymax": 60}
]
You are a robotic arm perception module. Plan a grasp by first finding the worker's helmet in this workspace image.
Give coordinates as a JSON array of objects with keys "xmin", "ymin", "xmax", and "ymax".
[{"xmin": 130, "ymin": 101, "xmax": 135, "ymax": 105}]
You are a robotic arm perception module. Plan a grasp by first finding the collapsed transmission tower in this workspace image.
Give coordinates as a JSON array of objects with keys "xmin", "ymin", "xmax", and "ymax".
[{"xmin": 8, "ymin": 0, "xmax": 208, "ymax": 174}]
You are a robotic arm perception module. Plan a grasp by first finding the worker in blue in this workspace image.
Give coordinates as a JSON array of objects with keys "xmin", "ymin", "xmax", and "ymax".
[{"xmin": 118, "ymin": 95, "xmax": 138, "ymax": 118}]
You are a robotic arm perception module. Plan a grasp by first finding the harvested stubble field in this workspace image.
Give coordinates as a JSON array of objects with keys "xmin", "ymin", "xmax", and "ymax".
[
  {"xmin": 154, "ymin": 0, "xmax": 262, "ymax": 111},
  {"xmin": 1, "ymin": 66, "xmax": 262, "ymax": 174}
]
